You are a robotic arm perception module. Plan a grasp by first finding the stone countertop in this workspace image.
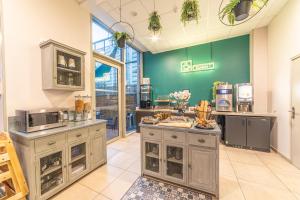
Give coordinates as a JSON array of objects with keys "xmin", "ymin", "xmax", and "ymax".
[
  {"xmin": 9, "ymin": 119, "xmax": 107, "ymax": 140},
  {"xmin": 139, "ymin": 123, "xmax": 221, "ymax": 135},
  {"xmin": 135, "ymin": 108, "xmax": 195, "ymax": 114},
  {"xmin": 211, "ymin": 111, "xmax": 276, "ymax": 118}
]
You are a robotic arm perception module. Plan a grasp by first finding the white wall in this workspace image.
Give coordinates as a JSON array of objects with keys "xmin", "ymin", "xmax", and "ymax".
[
  {"xmin": 2, "ymin": 0, "xmax": 91, "ymax": 117},
  {"xmin": 268, "ymin": 0, "xmax": 300, "ymax": 159},
  {"xmin": 251, "ymin": 27, "xmax": 268, "ymax": 113}
]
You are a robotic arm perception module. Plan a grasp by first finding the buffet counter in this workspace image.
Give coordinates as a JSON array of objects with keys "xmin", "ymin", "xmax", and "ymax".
[
  {"xmin": 140, "ymin": 123, "xmax": 221, "ymax": 197},
  {"xmin": 135, "ymin": 108, "xmax": 195, "ymax": 132}
]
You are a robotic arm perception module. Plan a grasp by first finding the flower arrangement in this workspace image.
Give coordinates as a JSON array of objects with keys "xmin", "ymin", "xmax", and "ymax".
[{"xmin": 169, "ymin": 90, "xmax": 191, "ymax": 113}]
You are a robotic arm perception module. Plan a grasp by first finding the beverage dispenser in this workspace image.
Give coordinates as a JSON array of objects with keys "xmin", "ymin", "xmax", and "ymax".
[
  {"xmin": 235, "ymin": 83, "xmax": 253, "ymax": 112},
  {"xmin": 216, "ymin": 84, "xmax": 233, "ymax": 112}
]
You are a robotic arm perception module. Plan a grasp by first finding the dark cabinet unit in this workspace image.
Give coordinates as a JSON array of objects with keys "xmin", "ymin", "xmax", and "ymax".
[
  {"xmin": 225, "ymin": 116, "xmax": 272, "ymax": 152},
  {"xmin": 247, "ymin": 117, "xmax": 271, "ymax": 150},
  {"xmin": 225, "ymin": 116, "xmax": 247, "ymax": 146}
]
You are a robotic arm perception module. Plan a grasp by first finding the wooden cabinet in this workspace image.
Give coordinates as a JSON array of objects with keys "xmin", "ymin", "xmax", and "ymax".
[
  {"xmin": 90, "ymin": 129, "xmax": 106, "ymax": 169},
  {"xmin": 141, "ymin": 126, "xmax": 219, "ymax": 197},
  {"xmin": 10, "ymin": 122, "xmax": 107, "ymax": 200},
  {"xmin": 143, "ymin": 140, "xmax": 162, "ymax": 177},
  {"xmin": 188, "ymin": 146, "xmax": 216, "ymax": 192},
  {"xmin": 36, "ymin": 147, "xmax": 67, "ymax": 200},
  {"xmin": 163, "ymin": 142, "xmax": 186, "ymax": 184},
  {"xmin": 40, "ymin": 39, "xmax": 85, "ymax": 91}
]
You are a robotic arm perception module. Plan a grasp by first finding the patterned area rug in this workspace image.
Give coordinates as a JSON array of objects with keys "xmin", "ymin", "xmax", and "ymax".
[{"xmin": 121, "ymin": 177, "xmax": 212, "ymax": 200}]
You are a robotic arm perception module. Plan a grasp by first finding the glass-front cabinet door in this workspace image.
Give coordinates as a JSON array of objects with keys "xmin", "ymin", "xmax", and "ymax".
[
  {"xmin": 143, "ymin": 140, "xmax": 162, "ymax": 177},
  {"xmin": 68, "ymin": 141, "xmax": 89, "ymax": 181},
  {"xmin": 163, "ymin": 143, "xmax": 186, "ymax": 184},
  {"xmin": 54, "ymin": 47, "xmax": 84, "ymax": 90},
  {"xmin": 36, "ymin": 148, "xmax": 67, "ymax": 200}
]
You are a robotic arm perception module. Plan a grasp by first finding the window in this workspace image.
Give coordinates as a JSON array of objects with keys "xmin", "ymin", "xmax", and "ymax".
[
  {"xmin": 92, "ymin": 18, "xmax": 122, "ymax": 61},
  {"xmin": 125, "ymin": 45, "xmax": 140, "ymax": 133}
]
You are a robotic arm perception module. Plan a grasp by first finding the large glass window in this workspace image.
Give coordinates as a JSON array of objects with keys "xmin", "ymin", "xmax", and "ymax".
[
  {"xmin": 92, "ymin": 18, "xmax": 121, "ymax": 61},
  {"xmin": 125, "ymin": 45, "xmax": 140, "ymax": 133}
]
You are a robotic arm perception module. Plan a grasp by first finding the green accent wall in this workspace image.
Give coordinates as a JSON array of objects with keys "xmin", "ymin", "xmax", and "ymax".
[{"xmin": 143, "ymin": 35, "xmax": 250, "ymax": 105}]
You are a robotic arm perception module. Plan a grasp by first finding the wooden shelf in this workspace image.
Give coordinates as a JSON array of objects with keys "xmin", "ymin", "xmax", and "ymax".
[
  {"xmin": 71, "ymin": 154, "xmax": 86, "ymax": 163},
  {"xmin": 167, "ymin": 157, "xmax": 183, "ymax": 164},
  {"xmin": 57, "ymin": 66, "xmax": 80, "ymax": 73},
  {"xmin": 41, "ymin": 165, "xmax": 62, "ymax": 178},
  {"xmin": 145, "ymin": 152, "xmax": 159, "ymax": 159}
]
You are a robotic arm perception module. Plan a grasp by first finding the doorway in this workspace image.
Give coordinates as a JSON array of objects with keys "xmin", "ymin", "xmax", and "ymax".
[
  {"xmin": 93, "ymin": 52, "xmax": 125, "ymax": 143},
  {"xmin": 291, "ymin": 55, "xmax": 300, "ymax": 169}
]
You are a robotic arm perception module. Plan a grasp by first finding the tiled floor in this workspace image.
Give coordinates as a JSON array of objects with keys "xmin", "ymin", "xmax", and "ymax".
[{"xmin": 51, "ymin": 133, "xmax": 300, "ymax": 200}]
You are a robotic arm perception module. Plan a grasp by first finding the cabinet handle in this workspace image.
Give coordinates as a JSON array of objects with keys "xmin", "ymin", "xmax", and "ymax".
[
  {"xmin": 96, "ymin": 129, "xmax": 100, "ymax": 132},
  {"xmin": 198, "ymin": 139, "xmax": 205, "ymax": 143},
  {"xmin": 248, "ymin": 120, "xmax": 251, "ymax": 126},
  {"xmin": 76, "ymin": 134, "xmax": 82, "ymax": 137},
  {"xmin": 48, "ymin": 141, "xmax": 56, "ymax": 146},
  {"xmin": 171, "ymin": 135, "xmax": 177, "ymax": 139},
  {"xmin": 149, "ymin": 133, "xmax": 154, "ymax": 136},
  {"xmin": 90, "ymin": 152, "xmax": 93, "ymax": 156},
  {"xmin": 188, "ymin": 164, "xmax": 192, "ymax": 169},
  {"xmin": 63, "ymin": 165, "xmax": 67, "ymax": 168}
]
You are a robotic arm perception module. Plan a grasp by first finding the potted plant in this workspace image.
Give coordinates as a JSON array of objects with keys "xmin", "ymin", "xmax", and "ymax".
[
  {"xmin": 169, "ymin": 90, "xmax": 191, "ymax": 114},
  {"xmin": 181, "ymin": 0, "xmax": 200, "ymax": 26},
  {"xmin": 113, "ymin": 32, "xmax": 131, "ymax": 48},
  {"xmin": 220, "ymin": 0, "xmax": 268, "ymax": 25},
  {"xmin": 148, "ymin": 11, "xmax": 162, "ymax": 33}
]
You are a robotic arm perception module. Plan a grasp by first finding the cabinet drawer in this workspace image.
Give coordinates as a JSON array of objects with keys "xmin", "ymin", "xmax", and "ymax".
[
  {"xmin": 141, "ymin": 128, "xmax": 162, "ymax": 140},
  {"xmin": 163, "ymin": 130, "xmax": 186, "ymax": 143},
  {"xmin": 89, "ymin": 124, "xmax": 106, "ymax": 136},
  {"xmin": 35, "ymin": 133, "xmax": 66, "ymax": 153},
  {"xmin": 68, "ymin": 128, "xmax": 88, "ymax": 143},
  {"xmin": 188, "ymin": 134, "xmax": 216, "ymax": 148}
]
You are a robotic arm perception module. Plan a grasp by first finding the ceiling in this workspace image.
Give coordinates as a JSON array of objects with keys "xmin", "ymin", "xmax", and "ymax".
[{"xmin": 79, "ymin": 0, "xmax": 289, "ymax": 53}]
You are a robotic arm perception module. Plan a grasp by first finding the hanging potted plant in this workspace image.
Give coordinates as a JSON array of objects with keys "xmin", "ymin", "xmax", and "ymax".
[
  {"xmin": 220, "ymin": 0, "xmax": 268, "ymax": 25},
  {"xmin": 113, "ymin": 32, "xmax": 131, "ymax": 48},
  {"xmin": 181, "ymin": 0, "xmax": 200, "ymax": 26},
  {"xmin": 148, "ymin": 11, "xmax": 162, "ymax": 33}
]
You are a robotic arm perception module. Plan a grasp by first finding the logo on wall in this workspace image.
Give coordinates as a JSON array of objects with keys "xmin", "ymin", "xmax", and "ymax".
[{"xmin": 180, "ymin": 60, "xmax": 215, "ymax": 73}]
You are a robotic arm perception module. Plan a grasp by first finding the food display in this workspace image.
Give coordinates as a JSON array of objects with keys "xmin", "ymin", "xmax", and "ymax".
[
  {"xmin": 75, "ymin": 98, "xmax": 84, "ymax": 113},
  {"xmin": 154, "ymin": 112, "xmax": 171, "ymax": 120},
  {"xmin": 194, "ymin": 100, "xmax": 216, "ymax": 129},
  {"xmin": 141, "ymin": 116, "xmax": 159, "ymax": 124}
]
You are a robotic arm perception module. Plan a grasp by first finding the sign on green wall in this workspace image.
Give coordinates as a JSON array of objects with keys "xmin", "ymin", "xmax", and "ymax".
[{"xmin": 181, "ymin": 60, "xmax": 215, "ymax": 73}]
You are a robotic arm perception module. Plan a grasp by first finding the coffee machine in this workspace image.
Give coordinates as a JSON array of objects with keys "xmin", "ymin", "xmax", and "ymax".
[
  {"xmin": 216, "ymin": 84, "xmax": 233, "ymax": 112},
  {"xmin": 235, "ymin": 83, "xmax": 253, "ymax": 112}
]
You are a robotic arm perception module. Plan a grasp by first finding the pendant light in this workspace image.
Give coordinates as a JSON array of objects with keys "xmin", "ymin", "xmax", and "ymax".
[{"xmin": 110, "ymin": 0, "xmax": 135, "ymax": 48}]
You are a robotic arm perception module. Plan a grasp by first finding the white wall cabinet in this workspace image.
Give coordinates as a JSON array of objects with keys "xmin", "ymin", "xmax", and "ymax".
[{"xmin": 40, "ymin": 40, "xmax": 85, "ymax": 91}]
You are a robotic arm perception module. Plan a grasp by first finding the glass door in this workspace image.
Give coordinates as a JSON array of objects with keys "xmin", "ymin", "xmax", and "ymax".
[
  {"xmin": 163, "ymin": 143, "xmax": 186, "ymax": 184},
  {"xmin": 95, "ymin": 61, "xmax": 120, "ymax": 141},
  {"xmin": 143, "ymin": 140, "xmax": 162, "ymax": 177}
]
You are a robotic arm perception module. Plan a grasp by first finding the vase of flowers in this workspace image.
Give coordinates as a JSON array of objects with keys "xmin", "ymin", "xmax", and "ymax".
[{"xmin": 169, "ymin": 90, "xmax": 191, "ymax": 114}]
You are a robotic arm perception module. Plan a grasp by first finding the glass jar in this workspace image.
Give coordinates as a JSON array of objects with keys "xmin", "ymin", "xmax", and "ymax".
[
  {"xmin": 83, "ymin": 95, "xmax": 92, "ymax": 120},
  {"xmin": 75, "ymin": 95, "xmax": 84, "ymax": 121}
]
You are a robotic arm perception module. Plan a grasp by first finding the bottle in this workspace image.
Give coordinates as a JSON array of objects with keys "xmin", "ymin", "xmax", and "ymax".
[{"xmin": 68, "ymin": 73, "xmax": 74, "ymax": 85}]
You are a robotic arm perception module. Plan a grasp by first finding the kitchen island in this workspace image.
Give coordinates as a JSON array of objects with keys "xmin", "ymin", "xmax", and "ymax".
[
  {"xmin": 9, "ymin": 119, "xmax": 107, "ymax": 200},
  {"xmin": 140, "ymin": 123, "xmax": 221, "ymax": 197}
]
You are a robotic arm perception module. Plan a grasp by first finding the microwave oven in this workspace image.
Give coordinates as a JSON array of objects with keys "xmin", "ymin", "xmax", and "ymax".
[{"xmin": 15, "ymin": 108, "xmax": 68, "ymax": 133}]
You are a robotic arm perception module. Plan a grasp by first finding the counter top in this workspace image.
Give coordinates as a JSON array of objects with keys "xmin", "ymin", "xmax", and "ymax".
[
  {"xmin": 136, "ymin": 108, "xmax": 194, "ymax": 114},
  {"xmin": 139, "ymin": 123, "xmax": 221, "ymax": 135},
  {"xmin": 9, "ymin": 119, "xmax": 107, "ymax": 140},
  {"xmin": 211, "ymin": 111, "xmax": 276, "ymax": 118}
]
